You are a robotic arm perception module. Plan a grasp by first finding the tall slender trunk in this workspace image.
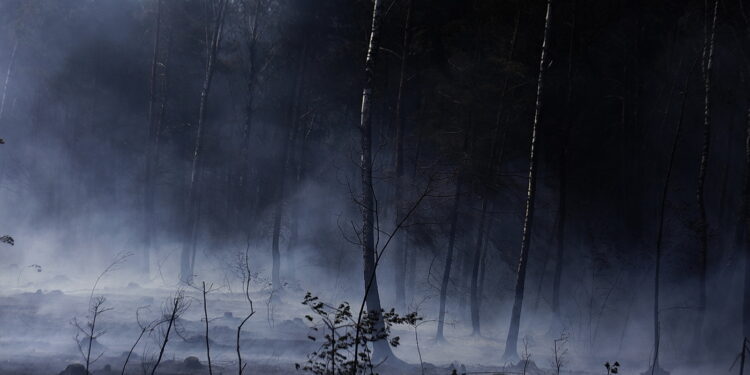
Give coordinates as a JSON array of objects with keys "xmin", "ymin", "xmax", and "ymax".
[
  {"xmin": 470, "ymin": 199, "xmax": 488, "ymax": 335},
  {"xmin": 503, "ymin": 0, "xmax": 552, "ymax": 360},
  {"xmin": 717, "ymin": 117, "xmax": 734, "ymax": 251},
  {"xmin": 696, "ymin": 0, "xmax": 718, "ymax": 315},
  {"xmin": 358, "ymin": 0, "xmax": 393, "ymax": 359},
  {"xmin": 651, "ymin": 55, "xmax": 693, "ymax": 373},
  {"xmin": 739, "ymin": 2, "xmax": 750, "ymax": 343},
  {"xmin": 477, "ymin": 219, "xmax": 489, "ymax": 308},
  {"xmin": 621, "ymin": 1, "xmax": 643, "ymax": 248},
  {"xmin": 239, "ymin": 0, "xmax": 260, "ymax": 221},
  {"xmin": 179, "ymin": 0, "xmax": 227, "ymax": 284},
  {"xmin": 469, "ymin": 4, "xmax": 520, "ymax": 335},
  {"xmin": 271, "ymin": 45, "xmax": 307, "ymax": 291},
  {"xmin": 286, "ymin": 124, "xmax": 305, "ymax": 283},
  {"xmin": 143, "ymin": 0, "xmax": 163, "ymax": 276},
  {"xmin": 436, "ymin": 124, "xmax": 471, "ymax": 341},
  {"xmin": 286, "ymin": 104, "xmax": 313, "ymax": 284},
  {"xmin": 552, "ymin": 0, "xmax": 576, "ymax": 318},
  {"xmin": 391, "ymin": 0, "xmax": 413, "ymax": 310},
  {"xmin": 436, "ymin": 161, "xmax": 464, "ymax": 342},
  {"xmin": 405, "ymin": 117, "xmax": 425, "ymax": 301},
  {"xmin": 0, "ymin": 39, "xmax": 17, "ymax": 123},
  {"xmin": 405, "ymin": 232, "xmax": 416, "ymax": 299},
  {"xmin": 458, "ymin": 224, "xmax": 472, "ymax": 315},
  {"xmin": 743, "ymin": 98, "xmax": 750, "ymax": 344}
]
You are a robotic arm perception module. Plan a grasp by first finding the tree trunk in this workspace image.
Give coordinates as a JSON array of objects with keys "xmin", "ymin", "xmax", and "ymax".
[
  {"xmin": 142, "ymin": 0, "xmax": 164, "ymax": 276},
  {"xmin": 458, "ymin": 225, "xmax": 472, "ymax": 316},
  {"xmin": 469, "ymin": 6, "xmax": 521, "ymax": 336},
  {"xmin": 391, "ymin": 0, "xmax": 413, "ymax": 310},
  {"xmin": 0, "ymin": 39, "xmax": 17, "ymax": 123},
  {"xmin": 470, "ymin": 199, "xmax": 488, "ymax": 335},
  {"xmin": 271, "ymin": 45, "xmax": 307, "ymax": 291},
  {"xmin": 358, "ymin": 0, "xmax": 393, "ymax": 360},
  {"xmin": 650, "ymin": 53, "xmax": 693, "ymax": 373},
  {"xmin": 435, "ymin": 169, "xmax": 462, "ymax": 342},
  {"xmin": 503, "ymin": 0, "xmax": 552, "ymax": 360},
  {"xmin": 477, "ymin": 218, "xmax": 489, "ymax": 309},
  {"xmin": 744, "ymin": 101, "xmax": 750, "ymax": 344},
  {"xmin": 286, "ymin": 107, "xmax": 312, "ymax": 283},
  {"xmin": 179, "ymin": 0, "xmax": 227, "ymax": 284},
  {"xmin": 436, "ymin": 129, "xmax": 469, "ymax": 341},
  {"xmin": 696, "ymin": 0, "xmax": 718, "ymax": 315},
  {"xmin": 736, "ymin": 0, "xmax": 750, "ymax": 345},
  {"xmin": 405, "ymin": 118, "xmax": 426, "ymax": 300},
  {"xmin": 238, "ymin": 0, "xmax": 260, "ymax": 222},
  {"xmin": 551, "ymin": 0, "xmax": 576, "ymax": 319},
  {"xmin": 286, "ymin": 151, "xmax": 303, "ymax": 284}
]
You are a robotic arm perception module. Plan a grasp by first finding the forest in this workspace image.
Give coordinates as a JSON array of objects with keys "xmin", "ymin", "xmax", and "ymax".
[{"xmin": 0, "ymin": 0, "xmax": 748, "ymax": 374}]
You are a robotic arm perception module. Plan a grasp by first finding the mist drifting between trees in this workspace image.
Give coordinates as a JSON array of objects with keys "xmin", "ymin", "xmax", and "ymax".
[{"xmin": 0, "ymin": 0, "xmax": 748, "ymax": 374}]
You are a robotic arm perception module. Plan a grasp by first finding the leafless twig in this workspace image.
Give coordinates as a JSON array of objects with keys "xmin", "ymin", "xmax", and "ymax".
[{"xmin": 150, "ymin": 290, "xmax": 189, "ymax": 375}]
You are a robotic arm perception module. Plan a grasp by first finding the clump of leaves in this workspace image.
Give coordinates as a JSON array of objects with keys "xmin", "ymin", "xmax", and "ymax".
[
  {"xmin": 0, "ymin": 235, "xmax": 14, "ymax": 246},
  {"xmin": 604, "ymin": 361, "xmax": 620, "ymax": 374},
  {"xmin": 295, "ymin": 292, "xmax": 418, "ymax": 375}
]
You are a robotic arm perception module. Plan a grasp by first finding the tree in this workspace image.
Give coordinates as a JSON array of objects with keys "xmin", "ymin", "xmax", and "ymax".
[
  {"xmin": 469, "ymin": 198, "xmax": 488, "ymax": 336},
  {"xmin": 648, "ymin": 54, "xmax": 694, "ymax": 375},
  {"xmin": 436, "ymin": 130, "xmax": 468, "ymax": 341},
  {"xmin": 179, "ymin": 0, "xmax": 228, "ymax": 284},
  {"xmin": 142, "ymin": 0, "xmax": 169, "ymax": 276},
  {"xmin": 391, "ymin": 0, "xmax": 414, "ymax": 311},
  {"xmin": 740, "ymin": 1, "xmax": 750, "ymax": 347},
  {"xmin": 503, "ymin": 0, "xmax": 553, "ymax": 360},
  {"xmin": 237, "ymin": 0, "xmax": 261, "ymax": 222},
  {"xmin": 0, "ymin": 39, "xmax": 17, "ymax": 123},
  {"xmin": 551, "ymin": 0, "xmax": 575, "ymax": 320},
  {"xmin": 357, "ymin": 0, "xmax": 393, "ymax": 360},
  {"xmin": 469, "ymin": 3, "xmax": 521, "ymax": 336},
  {"xmin": 270, "ymin": 45, "xmax": 307, "ymax": 291},
  {"xmin": 695, "ymin": 0, "xmax": 718, "ymax": 318},
  {"xmin": 744, "ymin": 93, "xmax": 750, "ymax": 346}
]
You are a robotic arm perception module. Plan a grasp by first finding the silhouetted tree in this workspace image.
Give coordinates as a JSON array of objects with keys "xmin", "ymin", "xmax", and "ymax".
[
  {"xmin": 357, "ymin": 0, "xmax": 393, "ymax": 360},
  {"xmin": 503, "ymin": 0, "xmax": 552, "ymax": 360},
  {"xmin": 180, "ymin": 0, "xmax": 228, "ymax": 284},
  {"xmin": 695, "ymin": 0, "xmax": 718, "ymax": 318}
]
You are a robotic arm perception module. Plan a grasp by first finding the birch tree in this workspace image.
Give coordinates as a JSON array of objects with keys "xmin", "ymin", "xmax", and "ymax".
[
  {"xmin": 0, "ymin": 39, "xmax": 17, "ymax": 123},
  {"xmin": 503, "ymin": 0, "xmax": 552, "ymax": 360},
  {"xmin": 357, "ymin": 0, "xmax": 393, "ymax": 360}
]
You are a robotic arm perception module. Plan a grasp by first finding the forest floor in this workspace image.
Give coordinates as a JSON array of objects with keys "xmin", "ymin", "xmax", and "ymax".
[{"xmin": 0, "ymin": 279, "xmax": 731, "ymax": 375}]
